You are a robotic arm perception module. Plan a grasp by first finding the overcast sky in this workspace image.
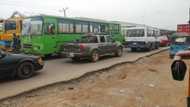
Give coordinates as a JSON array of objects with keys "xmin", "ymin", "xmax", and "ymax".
[{"xmin": 0, "ymin": 0, "xmax": 190, "ymax": 30}]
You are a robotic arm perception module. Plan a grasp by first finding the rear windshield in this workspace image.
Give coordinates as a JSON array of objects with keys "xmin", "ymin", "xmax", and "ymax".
[
  {"xmin": 172, "ymin": 37, "xmax": 190, "ymax": 45},
  {"xmin": 77, "ymin": 36, "xmax": 98, "ymax": 43}
]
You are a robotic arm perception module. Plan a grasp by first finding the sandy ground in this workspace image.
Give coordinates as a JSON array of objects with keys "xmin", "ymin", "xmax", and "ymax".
[{"xmin": 0, "ymin": 51, "xmax": 189, "ymax": 107}]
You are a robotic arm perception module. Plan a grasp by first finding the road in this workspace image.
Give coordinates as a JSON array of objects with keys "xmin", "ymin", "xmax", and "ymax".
[{"xmin": 0, "ymin": 48, "xmax": 168, "ymax": 100}]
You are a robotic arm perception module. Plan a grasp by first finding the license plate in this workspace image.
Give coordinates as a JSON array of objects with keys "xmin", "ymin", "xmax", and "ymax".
[
  {"xmin": 133, "ymin": 43, "xmax": 137, "ymax": 45},
  {"xmin": 69, "ymin": 53, "xmax": 74, "ymax": 57}
]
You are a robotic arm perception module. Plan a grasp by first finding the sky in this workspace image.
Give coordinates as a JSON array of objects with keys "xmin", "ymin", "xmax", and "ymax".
[{"xmin": 0, "ymin": 0, "xmax": 190, "ymax": 30}]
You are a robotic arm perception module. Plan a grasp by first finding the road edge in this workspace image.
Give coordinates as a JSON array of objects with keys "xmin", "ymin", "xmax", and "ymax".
[{"xmin": 0, "ymin": 47, "xmax": 169, "ymax": 102}]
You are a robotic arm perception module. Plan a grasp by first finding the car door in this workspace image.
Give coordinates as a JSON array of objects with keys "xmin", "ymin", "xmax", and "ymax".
[
  {"xmin": 106, "ymin": 36, "xmax": 117, "ymax": 53},
  {"xmin": 98, "ymin": 36, "xmax": 107, "ymax": 55},
  {"xmin": 0, "ymin": 52, "xmax": 10, "ymax": 72}
]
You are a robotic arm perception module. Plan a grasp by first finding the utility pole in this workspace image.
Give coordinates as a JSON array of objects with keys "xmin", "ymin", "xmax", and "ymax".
[
  {"xmin": 59, "ymin": 7, "xmax": 69, "ymax": 17},
  {"xmin": 189, "ymin": 8, "xmax": 190, "ymax": 24},
  {"xmin": 189, "ymin": 8, "xmax": 190, "ymax": 34}
]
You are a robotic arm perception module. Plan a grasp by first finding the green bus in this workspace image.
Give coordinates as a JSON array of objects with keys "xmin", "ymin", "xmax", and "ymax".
[{"xmin": 21, "ymin": 15, "xmax": 124, "ymax": 56}]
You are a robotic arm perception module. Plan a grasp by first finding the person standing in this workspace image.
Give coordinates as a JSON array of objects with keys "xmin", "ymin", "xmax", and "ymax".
[{"xmin": 12, "ymin": 33, "xmax": 20, "ymax": 52}]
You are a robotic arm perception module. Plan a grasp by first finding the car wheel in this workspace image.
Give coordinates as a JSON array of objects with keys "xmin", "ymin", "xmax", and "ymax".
[
  {"xmin": 115, "ymin": 47, "xmax": 123, "ymax": 57},
  {"xmin": 16, "ymin": 62, "xmax": 34, "ymax": 79},
  {"xmin": 91, "ymin": 50, "xmax": 99, "ymax": 62}
]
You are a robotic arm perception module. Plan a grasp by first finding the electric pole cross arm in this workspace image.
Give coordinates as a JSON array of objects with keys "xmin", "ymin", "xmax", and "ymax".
[{"xmin": 59, "ymin": 7, "xmax": 69, "ymax": 17}]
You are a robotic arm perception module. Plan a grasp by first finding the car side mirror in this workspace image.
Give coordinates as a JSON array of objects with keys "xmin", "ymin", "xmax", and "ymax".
[{"xmin": 171, "ymin": 56, "xmax": 187, "ymax": 81}]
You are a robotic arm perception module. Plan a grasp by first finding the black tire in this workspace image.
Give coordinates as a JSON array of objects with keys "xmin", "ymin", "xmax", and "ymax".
[
  {"xmin": 16, "ymin": 62, "xmax": 34, "ymax": 79},
  {"xmin": 115, "ymin": 47, "xmax": 123, "ymax": 57},
  {"xmin": 90, "ymin": 50, "xmax": 99, "ymax": 62}
]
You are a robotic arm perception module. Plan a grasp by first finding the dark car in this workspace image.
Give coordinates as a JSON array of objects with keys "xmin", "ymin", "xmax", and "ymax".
[
  {"xmin": 62, "ymin": 35, "xmax": 123, "ymax": 62},
  {"xmin": 0, "ymin": 50, "xmax": 44, "ymax": 79}
]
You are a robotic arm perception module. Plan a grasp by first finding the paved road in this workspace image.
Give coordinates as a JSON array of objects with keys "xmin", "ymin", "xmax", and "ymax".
[{"xmin": 0, "ymin": 48, "xmax": 168, "ymax": 100}]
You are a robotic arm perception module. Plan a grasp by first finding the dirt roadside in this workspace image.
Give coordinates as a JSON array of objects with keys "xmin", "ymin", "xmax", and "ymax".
[{"xmin": 0, "ymin": 51, "xmax": 189, "ymax": 107}]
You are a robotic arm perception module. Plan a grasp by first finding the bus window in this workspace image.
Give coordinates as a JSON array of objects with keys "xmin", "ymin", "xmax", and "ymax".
[
  {"xmin": 75, "ymin": 24, "xmax": 82, "ymax": 33},
  {"xmin": 100, "ymin": 25, "xmax": 106, "ymax": 33},
  {"xmin": 89, "ymin": 24, "xmax": 93, "ymax": 32},
  {"xmin": 147, "ymin": 29, "xmax": 154, "ymax": 37},
  {"xmin": 5, "ymin": 21, "xmax": 16, "ymax": 31},
  {"xmin": 44, "ymin": 23, "xmax": 55, "ymax": 34},
  {"xmin": 59, "ymin": 21, "xmax": 74, "ymax": 33},
  {"xmin": 82, "ymin": 24, "xmax": 88, "ymax": 33},
  {"xmin": 59, "ymin": 23, "xmax": 69, "ymax": 33},
  {"xmin": 69, "ymin": 23, "xmax": 74, "ymax": 33},
  {"xmin": 93, "ymin": 24, "xmax": 99, "ymax": 33},
  {"xmin": 47, "ymin": 24, "xmax": 55, "ymax": 34}
]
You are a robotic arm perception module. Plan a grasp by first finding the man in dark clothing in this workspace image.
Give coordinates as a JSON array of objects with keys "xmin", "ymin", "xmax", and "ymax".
[{"xmin": 12, "ymin": 33, "xmax": 21, "ymax": 52}]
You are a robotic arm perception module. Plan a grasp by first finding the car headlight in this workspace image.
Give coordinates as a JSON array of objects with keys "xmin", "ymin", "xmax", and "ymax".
[{"xmin": 37, "ymin": 58, "xmax": 44, "ymax": 65}]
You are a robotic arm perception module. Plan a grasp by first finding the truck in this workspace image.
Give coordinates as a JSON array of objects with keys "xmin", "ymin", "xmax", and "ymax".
[
  {"xmin": 62, "ymin": 34, "xmax": 123, "ymax": 62},
  {"xmin": 177, "ymin": 24, "xmax": 190, "ymax": 34}
]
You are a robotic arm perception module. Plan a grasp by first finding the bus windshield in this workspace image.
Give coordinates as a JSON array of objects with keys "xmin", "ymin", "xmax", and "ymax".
[
  {"xmin": 22, "ymin": 18, "xmax": 42, "ymax": 36},
  {"xmin": 0, "ymin": 22, "xmax": 3, "ymax": 34},
  {"xmin": 127, "ymin": 29, "xmax": 144, "ymax": 37},
  {"xmin": 5, "ymin": 21, "xmax": 16, "ymax": 31}
]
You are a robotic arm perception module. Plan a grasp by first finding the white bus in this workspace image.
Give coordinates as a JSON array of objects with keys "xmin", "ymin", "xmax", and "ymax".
[{"xmin": 124, "ymin": 26, "xmax": 160, "ymax": 51}]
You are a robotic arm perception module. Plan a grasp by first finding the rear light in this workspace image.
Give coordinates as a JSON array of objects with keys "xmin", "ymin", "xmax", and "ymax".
[{"xmin": 79, "ymin": 44, "xmax": 85, "ymax": 51}]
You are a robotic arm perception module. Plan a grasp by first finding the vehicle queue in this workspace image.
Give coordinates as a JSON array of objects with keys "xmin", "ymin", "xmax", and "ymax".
[{"xmin": 0, "ymin": 14, "xmax": 173, "ymax": 79}]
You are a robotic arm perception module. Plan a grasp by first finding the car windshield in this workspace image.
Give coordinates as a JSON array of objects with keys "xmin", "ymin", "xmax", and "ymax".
[
  {"xmin": 0, "ymin": 22, "xmax": 3, "ymax": 34},
  {"xmin": 77, "ymin": 36, "xmax": 98, "ymax": 43},
  {"xmin": 22, "ymin": 18, "xmax": 43, "ymax": 36},
  {"xmin": 127, "ymin": 29, "xmax": 145, "ymax": 37}
]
